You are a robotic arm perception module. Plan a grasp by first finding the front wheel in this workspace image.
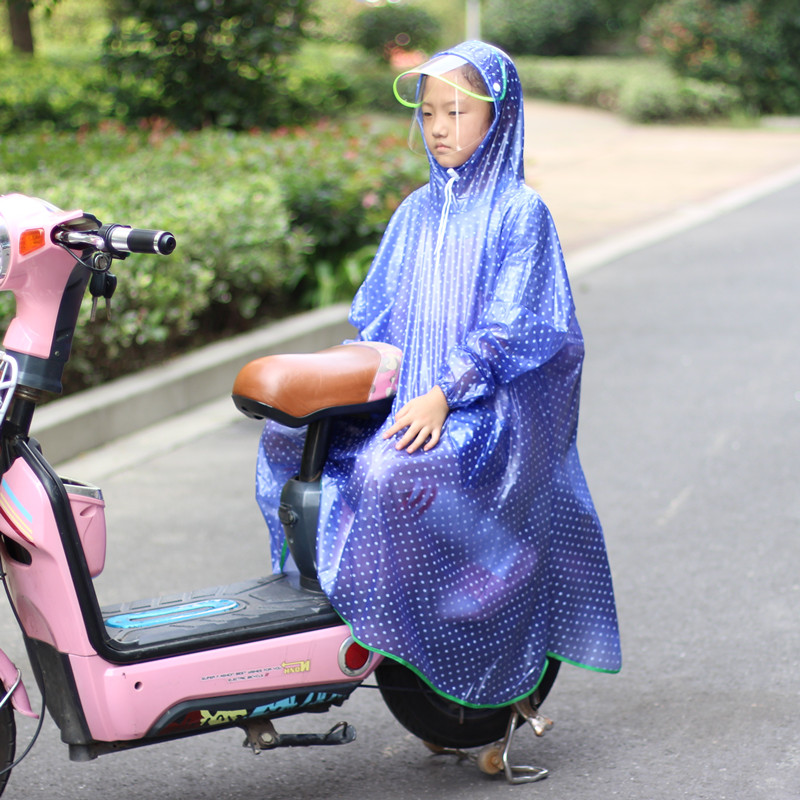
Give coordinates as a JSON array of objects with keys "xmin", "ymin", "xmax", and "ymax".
[
  {"xmin": 375, "ymin": 658, "xmax": 559, "ymax": 749},
  {"xmin": 0, "ymin": 697, "xmax": 16, "ymax": 797}
]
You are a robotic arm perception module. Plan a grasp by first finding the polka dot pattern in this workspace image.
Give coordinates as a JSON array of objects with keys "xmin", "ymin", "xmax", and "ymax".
[{"xmin": 256, "ymin": 41, "xmax": 621, "ymax": 707}]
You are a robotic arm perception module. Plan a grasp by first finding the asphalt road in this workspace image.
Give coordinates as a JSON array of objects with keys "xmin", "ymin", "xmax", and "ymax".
[{"xmin": 1, "ymin": 178, "xmax": 799, "ymax": 799}]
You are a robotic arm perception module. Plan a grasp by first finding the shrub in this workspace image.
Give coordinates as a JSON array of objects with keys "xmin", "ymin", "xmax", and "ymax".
[
  {"xmin": 484, "ymin": 0, "xmax": 601, "ymax": 56},
  {"xmin": 0, "ymin": 117, "xmax": 426, "ymax": 391},
  {"xmin": 599, "ymin": 0, "xmax": 662, "ymax": 38},
  {"xmin": 103, "ymin": 0, "xmax": 314, "ymax": 130},
  {"xmin": 515, "ymin": 56, "xmax": 630, "ymax": 110},
  {"xmin": 0, "ymin": 53, "xmax": 114, "ymax": 133},
  {"xmin": 0, "ymin": 39, "xmax": 397, "ymax": 135},
  {"xmin": 1, "ymin": 125, "xmax": 310, "ymax": 388},
  {"xmin": 282, "ymin": 40, "xmax": 405, "ymax": 119},
  {"xmin": 641, "ymin": 0, "xmax": 800, "ymax": 114},
  {"xmin": 617, "ymin": 70, "xmax": 742, "ymax": 121},
  {"xmin": 515, "ymin": 55, "xmax": 743, "ymax": 121},
  {"xmin": 353, "ymin": 2, "xmax": 441, "ymax": 61},
  {"xmin": 267, "ymin": 117, "xmax": 423, "ymax": 266}
]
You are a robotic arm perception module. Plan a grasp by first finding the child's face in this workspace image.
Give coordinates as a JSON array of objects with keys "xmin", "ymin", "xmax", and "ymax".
[{"xmin": 420, "ymin": 70, "xmax": 492, "ymax": 168}]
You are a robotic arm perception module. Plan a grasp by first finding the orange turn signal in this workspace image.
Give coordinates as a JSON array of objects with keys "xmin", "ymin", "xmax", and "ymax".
[{"xmin": 19, "ymin": 228, "xmax": 46, "ymax": 256}]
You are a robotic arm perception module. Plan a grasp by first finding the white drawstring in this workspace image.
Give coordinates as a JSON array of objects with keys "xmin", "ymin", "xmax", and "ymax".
[{"xmin": 434, "ymin": 168, "xmax": 459, "ymax": 264}]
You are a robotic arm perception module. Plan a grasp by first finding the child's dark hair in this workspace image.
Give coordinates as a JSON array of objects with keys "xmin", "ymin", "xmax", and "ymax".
[
  {"xmin": 460, "ymin": 64, "xmax": 495, "ymax": 121},
  {"xmin": 460, "ymin": 64, "xmax": 490, "ymax": 97}
]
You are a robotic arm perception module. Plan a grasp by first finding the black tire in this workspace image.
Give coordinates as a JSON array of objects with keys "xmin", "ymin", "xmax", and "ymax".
[
  {"xmin": 375, "ymin": 657, "xmax": 559, "ymax": 749},
  {"xmin": 0, "ymin": 698, "xmax": 16, "ymax": 797}
]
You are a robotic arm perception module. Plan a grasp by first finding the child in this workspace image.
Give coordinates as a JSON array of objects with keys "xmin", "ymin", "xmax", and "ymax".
[{"xmin": 256, "ymin": 40, "xmax": 621, "ymax": 707}]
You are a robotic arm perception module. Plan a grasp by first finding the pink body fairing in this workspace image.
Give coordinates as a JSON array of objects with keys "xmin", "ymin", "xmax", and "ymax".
[
  {"xmin": 0, "ymin": 194, "xmax": 86, "ymax": 359},
  {"xmin": 0, "ymin": 457, "xmax": 101, "ymax": 656},
  {"xmin": 68, "ymin": 625, "xmax": 371, "ymax": 742},
  {"xmin": 0, "ymin": 456, "xmax": 378, "ymax": 742}
]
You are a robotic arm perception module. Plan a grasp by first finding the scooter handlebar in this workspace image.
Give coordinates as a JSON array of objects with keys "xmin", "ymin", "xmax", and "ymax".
[{"xmin": 101, "ymin": 224, "xmax": 176, "ymax": 256}]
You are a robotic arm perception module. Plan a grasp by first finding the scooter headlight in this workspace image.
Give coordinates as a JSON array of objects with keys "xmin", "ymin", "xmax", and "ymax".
[{"xmin": 0, "ymin": 214, "xmax": 10, "ymax": 284}]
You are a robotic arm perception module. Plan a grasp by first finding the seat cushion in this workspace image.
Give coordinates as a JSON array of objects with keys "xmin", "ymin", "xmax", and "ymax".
[{"xmin": 232, "ymin": 342, "xmax": 401, "ymax": 425}]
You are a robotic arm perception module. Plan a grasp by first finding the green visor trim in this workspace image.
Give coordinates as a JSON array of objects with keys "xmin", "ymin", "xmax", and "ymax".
[{"xmin": 392, "ymin": 52, "xmax": 507, "ymax": 109}]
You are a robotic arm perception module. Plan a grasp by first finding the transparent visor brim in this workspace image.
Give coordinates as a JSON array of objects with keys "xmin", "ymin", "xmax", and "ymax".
[{"xmin": 392, "ymin": 55, "xmax": 495, "ymax": 107}]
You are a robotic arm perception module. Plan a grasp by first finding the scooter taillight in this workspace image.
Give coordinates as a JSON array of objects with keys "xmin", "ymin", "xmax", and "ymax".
[{"xmin": 338, "ymin": 637, "xmax": 373, "ymax": 677}]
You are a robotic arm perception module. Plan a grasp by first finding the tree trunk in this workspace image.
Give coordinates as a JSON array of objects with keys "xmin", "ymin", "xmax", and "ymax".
[{"xmin": 7, "ymin": 0, "xmax": 35, "ymax": 54}]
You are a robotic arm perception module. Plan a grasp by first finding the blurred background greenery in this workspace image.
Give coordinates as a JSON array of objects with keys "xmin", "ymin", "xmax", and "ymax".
[{"xmin": 1, "ymin": 0, "xmax": 798, "ymax": 392}]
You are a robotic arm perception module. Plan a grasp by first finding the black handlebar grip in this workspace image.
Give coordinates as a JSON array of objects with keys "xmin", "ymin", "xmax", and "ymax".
[
  {"xmin": 126, "ymin": 228, "xmax": 176, "ymax": 255},
  {"xmin": 102, "ymin": 224, "xmax": 177, "ymax": 255}
]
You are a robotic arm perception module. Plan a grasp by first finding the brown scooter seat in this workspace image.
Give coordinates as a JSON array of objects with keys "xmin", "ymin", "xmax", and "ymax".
[{"xmin": 232, "ymin": 342, "xmax": 401, "ymax": 428}]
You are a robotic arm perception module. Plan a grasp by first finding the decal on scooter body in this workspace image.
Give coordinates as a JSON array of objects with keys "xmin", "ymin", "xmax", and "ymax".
[
  {"xmin": 105, "ymin": 598, "xmax": 240, "ymax": 629},
  {"xmin": 0, "ymin": 477, "xmax": 34, "ymax": 542},
  {"xmin": 154, "ymin": 689, "xmax": 351, "ymax": 737},
  {"xmin": 250, "ymin": 690, "xmax": 338, "ymax": 717}
]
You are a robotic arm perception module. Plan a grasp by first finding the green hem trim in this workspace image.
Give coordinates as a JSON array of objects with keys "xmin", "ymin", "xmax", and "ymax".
[
  {"xmin": 279, "ymin": 540, "xmax": 289, "ymax": 571},
  {"xmin": 302, "ymin": 577, "xmax": 620, "ymax": 704},
  {"xmin": 547, "ymin": 651, "xmax": 622, "ymax": 675},
  {"xmin": 344, "ymin": 622, "xmax": 555, "ymax": 710}
]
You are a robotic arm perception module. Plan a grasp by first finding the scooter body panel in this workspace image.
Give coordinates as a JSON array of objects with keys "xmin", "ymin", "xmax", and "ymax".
[
  {"xmin": 0, "ymin": 194, "xmax": 85, "ymax": 360},
  {"xmin": 0, "ymin": 456, "xmax": 96, "ymax": 655},
  {"xmin": 68, "ymin": 623, "xmax": 378, "ymax": 742},
  {"xmin": 0, "ymin": 445, "xmax": 378, "ymax": 745}
]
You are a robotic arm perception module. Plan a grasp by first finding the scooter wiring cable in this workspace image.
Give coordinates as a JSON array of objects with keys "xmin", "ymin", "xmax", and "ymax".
[
  {"xmin": 0, "ymin": 566, "xmax": 48, "ymax": 775},
  {"xmin": 55, "ymin": 240, "xmax": 97, "ymax": 268}
]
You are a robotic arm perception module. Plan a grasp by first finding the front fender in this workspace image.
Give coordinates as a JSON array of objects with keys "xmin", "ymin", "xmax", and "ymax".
[{"xmin": 0, "ymin": 648, "xmax": 37, "ymax": 719}]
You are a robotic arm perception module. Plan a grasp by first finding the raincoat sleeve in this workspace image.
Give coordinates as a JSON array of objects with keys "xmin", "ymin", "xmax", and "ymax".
[{"xmin": 437, "ymin": 195, "xmax": 574, "ymax": 409}]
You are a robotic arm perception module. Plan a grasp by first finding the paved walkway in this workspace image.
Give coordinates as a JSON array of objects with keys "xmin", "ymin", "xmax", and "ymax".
[{"xmin": 524, "ymin": 99, "xmax": 800, "ymax": 254}]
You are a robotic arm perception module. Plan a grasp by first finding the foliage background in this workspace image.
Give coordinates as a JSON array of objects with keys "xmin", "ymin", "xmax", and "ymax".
[
  {"xmin": 0, "ymin": 0, "xmax": 796, "ymax": 393},
  {"xmin": 640, "ymin": 0, "xmax": 800, "ymax": 115},
  {"xmin": 0, "ymin": 117, "xmax": 425, "ymax": 392}
]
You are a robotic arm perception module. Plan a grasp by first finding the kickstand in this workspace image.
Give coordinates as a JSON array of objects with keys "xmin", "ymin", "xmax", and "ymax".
[{"xmin": 497, "ymin": 698, "xmax": 553, "ymax": 784}]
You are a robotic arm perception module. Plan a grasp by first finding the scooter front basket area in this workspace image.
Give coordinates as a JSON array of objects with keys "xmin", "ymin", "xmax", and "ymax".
[{"xmin": 0, "ymin": 352, "xmax": 19, "ymax": 432}]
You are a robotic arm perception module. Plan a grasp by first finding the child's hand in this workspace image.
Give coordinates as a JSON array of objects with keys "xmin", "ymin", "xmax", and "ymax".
[{"xmin": 384, "ymin": 386, "xmax": 450, "ymax": 453}]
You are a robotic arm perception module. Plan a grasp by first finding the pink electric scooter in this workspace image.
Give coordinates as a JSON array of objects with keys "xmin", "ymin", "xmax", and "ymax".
[{"xmin": 0, "ymin": 193, "xmax": 559, "ymax": 795}]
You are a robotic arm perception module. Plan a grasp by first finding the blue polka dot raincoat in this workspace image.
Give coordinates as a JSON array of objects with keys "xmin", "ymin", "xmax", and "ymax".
[{"xmin": 256, "ymin": 40, "xmax": 621, "ymax": 707}]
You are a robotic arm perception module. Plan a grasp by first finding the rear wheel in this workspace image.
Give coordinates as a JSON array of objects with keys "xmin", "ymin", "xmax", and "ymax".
[
  {"xmin": 0, "ymin": 698, "xmax": 16, "ymax": 797},
  {"xmin": 375, "ymin": 657, "xmax": 559, "ymax": 749}
]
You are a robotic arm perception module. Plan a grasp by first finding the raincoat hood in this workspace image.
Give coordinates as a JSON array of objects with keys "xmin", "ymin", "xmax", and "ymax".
[{"xmin": 411, "ymin": 41, "xmax": 525, "ymax": 198}]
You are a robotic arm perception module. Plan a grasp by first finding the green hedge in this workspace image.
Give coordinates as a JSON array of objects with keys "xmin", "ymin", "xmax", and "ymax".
[
  {"xmin": 0, "ymin": 54, "xmax": 115, "ymax": 134},
  {"xmin": 0, "ymin": 43, "xmax": 392, "ymax": 134},
  {"xmin": 352, "ymin": 3, "xmax": 442, "ymax": 61},
  {"xmin": 0, "ymin": 43, "xmax": 750, "ymax": 137},
  {"xmin": 641, "ymin": 0, "xmax": 800, "ymax": 115},
  {"xmin": 103, "ymin": 0, "xmax": 313, "ymax": 131},
  {"xmin": 515, "ymin": 56, "xmax": 743, "ymax": 121},
  {"xmin": 0, "ymin": 118, "xmax": 426, "ymax": 392},
  {"xmin": 484, "ymin": 0, "xmax": 601, "ymax": 56}
]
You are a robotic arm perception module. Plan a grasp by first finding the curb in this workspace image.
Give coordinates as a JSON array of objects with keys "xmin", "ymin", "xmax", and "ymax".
[{"xmin": 32, "ymin": 304, "xmax": 354, "ymax": 465}]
